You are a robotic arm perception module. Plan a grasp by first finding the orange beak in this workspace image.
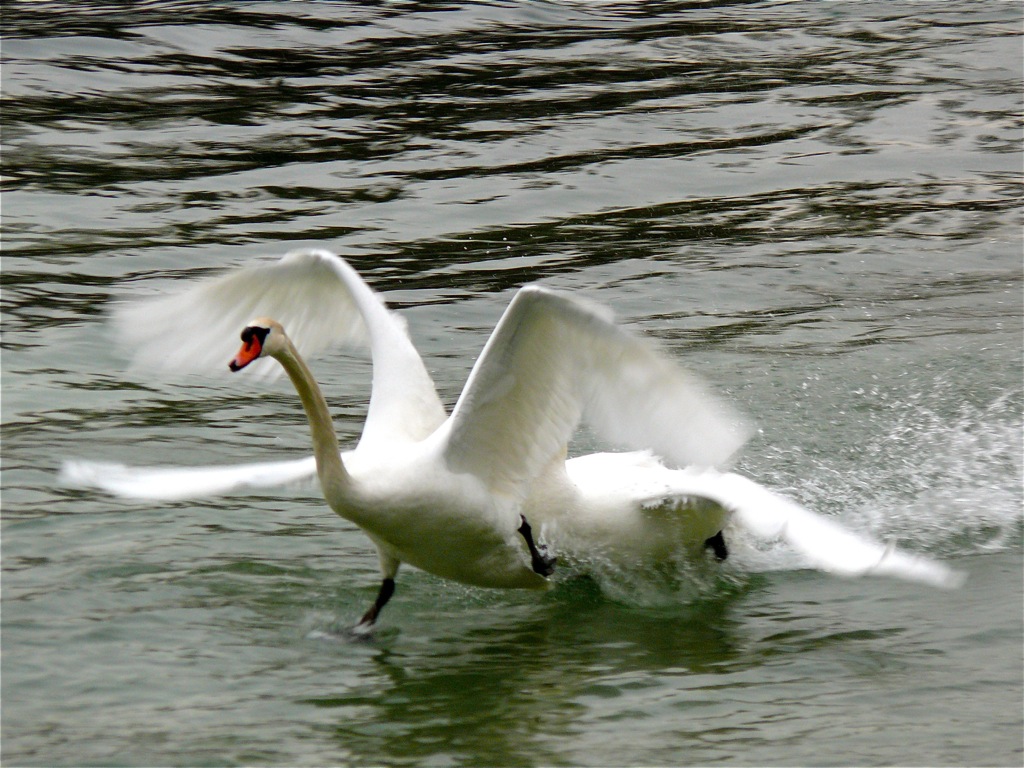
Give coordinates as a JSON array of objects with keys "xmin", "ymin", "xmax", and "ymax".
[{"xmin": 229, "ymin": 333, "xmax": 263, "ymax": 372}]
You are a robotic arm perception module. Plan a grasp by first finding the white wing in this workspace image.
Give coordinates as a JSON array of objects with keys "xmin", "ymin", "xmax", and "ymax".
[
  {"xmin": 58, "ymin": 456, "xmax": 318, "ymax": 501},
  {"xmin": 115, "ymin": 249, "xmax": 367, "ymax": 378},
  {"xmin": 113, "ymin": 248, "xmax": 446, "ymax": 447},
  {"xmin": 439, "ymin": 285, "xmax": 750, "ymax": 499},
  {"xmin": 676, "ymin": 471, "xmax": 964, "ymax": 589}
]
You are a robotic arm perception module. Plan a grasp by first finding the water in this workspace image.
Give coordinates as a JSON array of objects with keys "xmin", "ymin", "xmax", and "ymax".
[{"xmin": 2, "ymin": 1, "xmax": 1022, "ymax": 765}]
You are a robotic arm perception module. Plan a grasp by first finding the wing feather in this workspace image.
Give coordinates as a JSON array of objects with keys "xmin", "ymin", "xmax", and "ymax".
[
  {"xmin": 652, "ymin": 470, "xmax": 964, "ymax": 588},
  {"xmin": 113, "ymin": 248, "xmax": 446, "ymax": 446},
  {"xmin": 58, "ymin": 456, "xmax": 318, "ymax": 501},
  {"xmin": 114, "ymin": 249, "xmax": 368, "ymax": 380},
  {"xmin": 441, "ymin": 286, "xmax": 749, "ymax": 498}
]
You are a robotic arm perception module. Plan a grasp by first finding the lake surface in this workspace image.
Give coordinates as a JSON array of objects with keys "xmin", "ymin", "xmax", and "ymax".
[{"xmin": 2, "ymin": 1, "xmax": 1022, "ymax": 766}]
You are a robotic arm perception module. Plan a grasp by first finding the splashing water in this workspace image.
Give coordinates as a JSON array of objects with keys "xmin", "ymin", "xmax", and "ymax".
[
  {"xmin": 758, "ymin": 385, "xmax": 1023, "ymax": 565},
  {"xmin": 845, "ymin": 391, "xmax": 1023, "ymax": 555},
  {"xmin": 572, "ymin": 381, "xmax": 1021, "ymax": 602}
]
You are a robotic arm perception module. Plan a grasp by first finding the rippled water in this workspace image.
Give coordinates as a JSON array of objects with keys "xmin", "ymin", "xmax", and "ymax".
[{"xmin": 3, "ymin": 2, "xmax": 1022, "ymax": 766}]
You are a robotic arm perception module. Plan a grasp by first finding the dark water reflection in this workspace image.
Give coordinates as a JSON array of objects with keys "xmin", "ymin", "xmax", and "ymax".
[
  {"xmin": 2, "ymin": 1, "xmax": 1021, "ymax": 766},
  {"xmin": 4, "ymin": 1, "xmax": 1020, "ymax": 268}
]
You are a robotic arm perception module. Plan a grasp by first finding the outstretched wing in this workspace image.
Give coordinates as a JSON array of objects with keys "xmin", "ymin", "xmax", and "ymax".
[
  {"xmin": 660, "ymin": 471, "xmax": 964, "ymax": 589},
  {"xmin": 438, "ymin": 285, "xmax": 750, "ymax": 500},
  {"xmin": 58, "ymin": 456, "xmax": 318, "ymax": 501},
  {"xmin": 115, "ymin": 249, "xmax": 368, "ymax": 379},
  {"xmin": 113, "ymin": 248, "xmax": 446, "ymax": 447}
]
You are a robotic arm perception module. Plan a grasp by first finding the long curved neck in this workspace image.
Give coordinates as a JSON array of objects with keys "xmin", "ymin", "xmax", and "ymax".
[{"xmin": 273, "ymin": 339, "xmax": 350, "ymax": 501}]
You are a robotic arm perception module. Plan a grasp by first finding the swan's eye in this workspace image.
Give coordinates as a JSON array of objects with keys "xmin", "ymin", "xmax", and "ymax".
[
  {"xmin": 241, "ymin": 326, "xmax": 269, "ymax": 345},
  {"xmin": 240, "ymin": 325, "xmax": 266, "ymax": 344}
]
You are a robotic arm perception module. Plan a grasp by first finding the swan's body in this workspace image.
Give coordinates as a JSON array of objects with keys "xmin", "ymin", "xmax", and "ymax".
[
  {"xmin": 61, "ymin": 248, "xmax": 963, "ymax": 628},
  {"xmin": 551, "ymin": 453, "xmax": 731, "ymax": 561},
  {"xmin": 233, "ymin": 320, "xmax": 547, "ymax": 593}
]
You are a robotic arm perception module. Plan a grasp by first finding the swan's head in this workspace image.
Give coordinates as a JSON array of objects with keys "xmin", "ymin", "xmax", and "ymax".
[{"xmin": 229, "ymin": 317, "xmax": 286, "ymax": 372}]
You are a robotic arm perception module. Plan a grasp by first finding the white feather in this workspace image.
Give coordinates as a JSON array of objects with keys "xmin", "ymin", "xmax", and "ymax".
[
  {"xmin": 114, "ymin": 250, "xmax": 369, "ymax": 379},
  {"xmin": 720, "ymin": 474, "xmax": 964, "ymax": 587},
  {"xmin": 59, "ymin": 456, "xmax": 318, "ymax": 501},
  {"xmin": 113, "ymin": 248, "xmax": 446, "ymax": 447},
  {"xmin": 441, "ymin": 285, "xmax": 750, "ymax": 501},
  {"xmin": 543, "ymin": 454, "xmax": 963, "ymax": 589}
]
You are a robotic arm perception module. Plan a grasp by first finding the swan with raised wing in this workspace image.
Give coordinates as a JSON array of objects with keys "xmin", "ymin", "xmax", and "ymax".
[{"xmin": 61, "ymin": 249, "xmax": 962, "ymax": 629}]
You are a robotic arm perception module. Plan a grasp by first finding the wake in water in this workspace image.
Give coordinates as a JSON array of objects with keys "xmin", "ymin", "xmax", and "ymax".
[{"xmin": 556, "ymin": 550, "xmax": 750, "ymax": 609}]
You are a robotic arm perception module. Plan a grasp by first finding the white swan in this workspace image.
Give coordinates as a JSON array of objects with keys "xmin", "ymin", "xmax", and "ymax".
[
  {"xmin": 227, "ymin": 313, "xmax": 558, "ymax": 627},
  {"xmin": 61, "ymin": 249, "xmax": 963, "ymax": 628}
]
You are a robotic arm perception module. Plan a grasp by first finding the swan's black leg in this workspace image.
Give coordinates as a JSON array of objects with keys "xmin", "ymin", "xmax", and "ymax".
[
  {"xmin": 704, "ymin": 531, "xmax": 728, "ymax": 561},
  {"xmin": 355, "ymin": 577, "xmax": 396, "ymax": 630},
  {"xmin": 519, "ymin": 515, "xmax": 556, "ymax": 576}
]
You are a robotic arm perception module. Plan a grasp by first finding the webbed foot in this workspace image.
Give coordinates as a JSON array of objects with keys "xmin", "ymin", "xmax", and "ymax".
[
  {"xmin": 704, "ymin": 531, "xmax": 728, "ymax": 561},
  {"xmin": 519, "ymin": 515, "xmax": 557, "ymax": 576},
  {"xmin": 353, "ymin": 576, "xmax": 396, "ymax": 634}
]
